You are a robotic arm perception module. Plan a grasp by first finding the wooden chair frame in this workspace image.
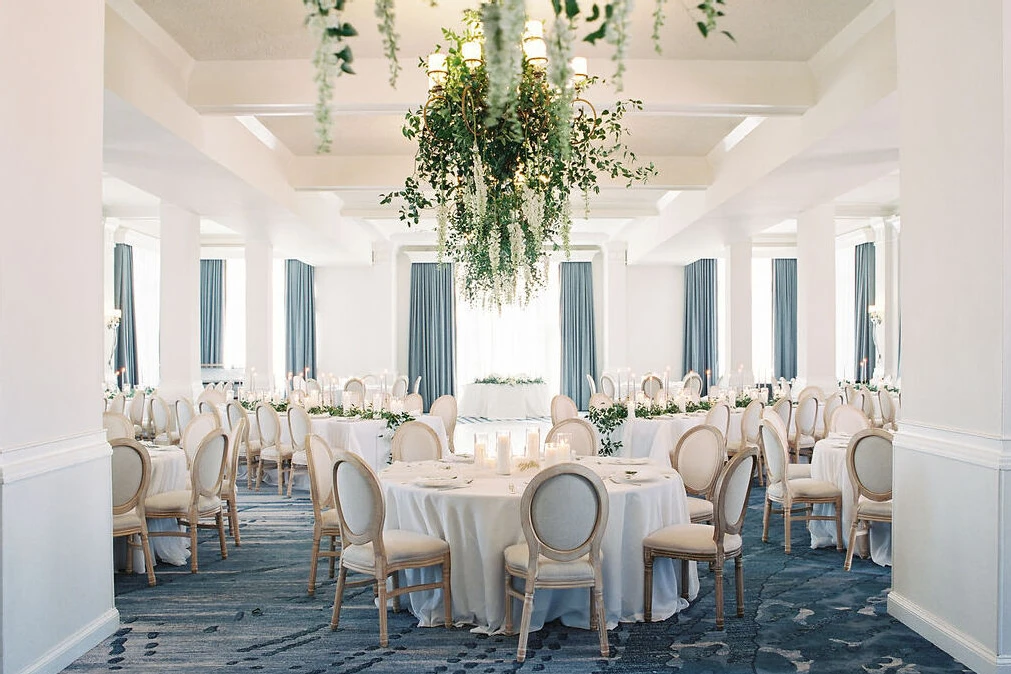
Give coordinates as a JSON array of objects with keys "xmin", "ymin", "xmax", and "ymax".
[
  {"xmin": 844, "ymin": 428, "xmax": 893, "ymax": 571},
  {"xmin": 112, "ymin": 439, "xmax": 156, "ymax": 586},
  {"xmin": 305, "ymin": 434, "xmax": 341, "ymax": 595}
]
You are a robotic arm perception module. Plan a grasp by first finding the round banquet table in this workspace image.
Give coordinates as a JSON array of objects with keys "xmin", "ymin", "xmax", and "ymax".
[
  {"xmin": 617, "ymin": 410, "xmax": 744, "ymax": 465},
  {"xmin": 379, "ymin": 457, "xmax": 698, "ymax": 634},
  {"xmin": 808, "ymin": 434, "xmax": 892, "ymax": 566},
  {"xmin": 458, "ymin": 383, "xmax": 550, "ymax": 418}
]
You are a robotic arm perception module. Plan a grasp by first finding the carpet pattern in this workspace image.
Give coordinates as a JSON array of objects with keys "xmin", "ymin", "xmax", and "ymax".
[{"xmin": 68, "ymin": 485, "xmax": 972, "ymax": 673}]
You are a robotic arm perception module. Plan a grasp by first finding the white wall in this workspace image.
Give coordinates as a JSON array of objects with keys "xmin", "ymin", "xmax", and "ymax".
[{"xmin": 625, "ymin": 265, "xmax": 684, "ymax": 378}]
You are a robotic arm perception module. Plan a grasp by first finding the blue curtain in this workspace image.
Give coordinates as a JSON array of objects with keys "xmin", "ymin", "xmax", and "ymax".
[
  {"xmin": 113, "ymin": 243, "xmax": 139, "ymax": 387},
  {"xmin": 285, "ymin": 260, "xmax": 317, "ymax": 379},
  {"xmin": 408, "ymin": 263, "xmax": 456, "ymax": 412},
  {"xmin": 854, "ymin": 242, "xmax": 876, "ymax": 382},
  {"xmin": 772, "ymin": 258, "xmax": 797, "ymax": 381},
  {"xmin": 560, "ymin": 262, "xmax": 597, "ymax": 410},
  {"xmin": 200, "ymin": 259, "xmax": 225, "ymax": 366},
  {"xmin": 683, "ymin": 259, "xmax": 718, "ymax": 396}
]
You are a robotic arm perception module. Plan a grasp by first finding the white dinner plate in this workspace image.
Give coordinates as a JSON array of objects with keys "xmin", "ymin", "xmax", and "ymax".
[
  {"xmin": 413, "ymin": 476, "xmax": 472, "ymax": 489},
  {"xmin": 609, "ymin": 468, "xmax": 658, "ymax": 484},
  {"xmin": 599, "ymin": 457, "xmax": 650, "ymax": 466}
]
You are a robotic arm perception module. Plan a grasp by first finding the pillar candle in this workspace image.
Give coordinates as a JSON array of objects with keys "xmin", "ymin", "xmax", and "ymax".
[
  {"xmin": 525, "ymin": 428, "xmax": 540, "ymax": 459},
  {"xmin": 496, "ymin": 433, "xmax": 512, "ymax": 475}
]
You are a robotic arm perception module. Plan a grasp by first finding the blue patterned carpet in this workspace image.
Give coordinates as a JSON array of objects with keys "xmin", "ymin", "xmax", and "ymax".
[{"xmin": 68, "ymin": 484, "xmax": 971, "ymax": 673}]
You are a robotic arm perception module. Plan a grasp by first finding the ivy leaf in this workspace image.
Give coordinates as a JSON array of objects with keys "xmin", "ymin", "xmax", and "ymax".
[
  {"xmin": 586, "ymin": 3, "xmax": 600, "ymax": 21},
  {"xmin": 340, "ymin": 61, "xmax": 356, "ymax": 74},
  {"xmin": 340, "ymin": 22, "xmax": 358, "ymax": 37},
  {"xmin": 550, "ymin": 0, "xmax": 562, "ymax": 16},
  {"xmin": 696, "ymin": 21, "xmax": 708, "ymax": 37},
  {"xmin": 565, "ymin": 0, "xmax": 581, "ymax": 19},
  {"xmin": 721, "ymin": 30, "xmax": 735, "ymax": 42}
]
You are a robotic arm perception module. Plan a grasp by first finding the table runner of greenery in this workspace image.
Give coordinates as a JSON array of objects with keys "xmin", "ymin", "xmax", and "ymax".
[
  {"xmin": 239, "ymin": 400, "xmax": 413, "ymax": 432},
  {"xmin": 472, "ymin": 375, "xmax": 545, "ymax": 385}
]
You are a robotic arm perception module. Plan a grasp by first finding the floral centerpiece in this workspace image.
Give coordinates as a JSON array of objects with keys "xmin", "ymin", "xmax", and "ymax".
[{"xmin": 474, "ymin": 375, "xmax": 545, "ymax": 385}]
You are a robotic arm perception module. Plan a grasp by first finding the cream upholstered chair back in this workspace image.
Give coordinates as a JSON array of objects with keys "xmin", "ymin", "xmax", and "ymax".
[
  {"xmin": 878, "ymin": 390, "xmax": 896, "ymax": 426},
  {"xmin": 190, "ymin": 430, "xmax": 229, "ymax": 499},
  {"xmin": 585, "ymin": 374, "xmax": 597, "ymax": 395},
  {"xmin": 845, "ymin": 384, "xmax": 858, "ymax": 404},
  {"xmin": 150, "ymin": 396, "xmax": 172, "ymax": 437},
  {"xmin": 289, "ymin": 389, "xmax": 307, "ymax": 407},
  {"xmin": 291, "ymin": 374, "xmax": 306, "ymax": 391},
  {"xmin": 823, "ymin": 393, "xmax": 844, "ymax": 430},
  {"xmin": 550, "ymin": 394, "xmax": 579, "ymax": 425},
  {"xmin": 758, "ymin": 410, "xmax": 790, "ymax": 485},
  {"xmin": 391, "ymin": 421, "xmax": 442, "ymax": 462},
  {"xmin": 225, "ymin": 400, "xmax": 245, "ymax": 432},
  {"xmin": 198, "ymin": 400, "xmax": 222, "ymax": 426},
  {"xmin": 175, "ymin": 398, "xmax": 195, "ymax": 436},
  {"xmin": 306, "ymin": 434, "xmax": 336, "ymax": 513},
  {"xmin": 429, "ymin": 395, "xmax": 458, "ymax": 449},
  {"xmin": 198, "ymin": 387, "xmax": 226, "ymax": 406},
  {"xmin": 795, "ymin": 395, "xmax": 820, "ymax": 437},
  {"xmin": 412, "ymin": 375, "xmax": 422, "ymax": 394},
  {"xmin": 255, "ymin": 403, "xmax": 281, "ymax": 447},
  {"xmin": 740, "ymin": 399, "xmax": 764, "ymax": 445},
  {"xmin": 111, "ymin": 439, "xmax": 151, "ymax": 515},
  {"xmin": 182, "ymin": 413, "xmax": 219, "ymax": 465},
  {"xmin": 797, "ymin": 386, "xmax": 822, "ymax": 403},
  {"xmin": 288, "ymin": 405, "xmax": 312, "ymax": 452},
  {"xmin": 714, "ymin": 448, "xmax": 758, "ymax": 540},
  {"xmin": 404, "ymin": 393, "xmax": 424, "ymax": 413},
  {"xmin": 545, "ymin": 418, "xmax": 598, "ymax": 456},
  {"xmin": 847, "ymin": 429, "xmax": 893, "ymax": 501},
  {"xmin": 344, "ymin": 378, "xmax": 365, "ymax": 406},
  {"xmin": 683, "ymin": 372, "xmax": 703, "ymax": 398},
  {"xmin": 108, "ymin": 393, "xmax": 126, "ymax": 414},
  {"xmin": 642, "ymin": 375, "xmax": 663, "ymax": 400},
  {"xmin": 331, "ymin": 449, "xmax": 385, "ymax": 551},
  {"xmin": 599, "ymin": 374, "xmax": 616, "ymax": 399},
  {"xmin": 705, "ymin": 402, "xmax": 732, "ymax": 440},
  {"xmin": 771, "ymin": 397, "xmax": 792, "ymax": 430},
  {"xmin": 671, "ymin": 424, "xmax": 726, "ymax": 498},
  {"xmin": 521, "ymin": 463, "xmax": 607, "ymax": 565},
  {"xmin": 128, "ymin": 391, "xmax": 146, "ymax": 426},
  {"xmin": 588, "ymin": 392, "xmax": 612, "ymax": 411},
  {"xmin": 780, "ymin": 380, "xmax": 792, "ymax": 399},
  {"xmin": 858, "ymin": 391, "xmax": 876, "ymax": 419},
  {"xmin": 391, "ymin": 375, "xmax": 409, "ymax": 398},
  {"xmin": 362, "ymin": 374, "xmax": 379, "ymax": 386},
  {"xmin": 225, "ymin": 417, "xmax": 247, "ymax": 485},
  {"xmin": 829, "ymin": 404, "xmax": 871, "ymax": 435},
  {"xmin": 306, "ymin": 378, "xmax": 322, "ymax": 396},
  {"xmin": 103, "ymin": 412, "xmax": 135, "ymax": 441}
]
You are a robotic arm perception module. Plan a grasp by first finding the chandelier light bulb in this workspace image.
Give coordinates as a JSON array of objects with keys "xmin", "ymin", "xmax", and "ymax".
[
  {"xmin": 571, "ymin": 56, "xmax": 588, "ymax": 81},
  {"xmin": 462, "ymin": 40, "xmax": 483, "ymax": 67},
  {"xmin": 427, "ymin": 52, "xmax": 448, "ymax": 86}
]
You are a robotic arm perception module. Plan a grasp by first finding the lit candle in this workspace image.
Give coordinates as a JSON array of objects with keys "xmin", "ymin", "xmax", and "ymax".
[
  {"xmin": 525, "ymin": 428, "xmax": 540, "ymax": 460},
  {"xmin": 462, "ymin": 40, "xmax": 482, "ymax": 67},
  {"xmin": 474, "ymin": 433, "xmax": 487, "ymax": 466},
  {"xmin": 496, "ymin": 432, "xmax": 512, "ymax": 475},
  {"xmin": 570, "ymin": 56, "xmax": 588, "ymax": 81}
]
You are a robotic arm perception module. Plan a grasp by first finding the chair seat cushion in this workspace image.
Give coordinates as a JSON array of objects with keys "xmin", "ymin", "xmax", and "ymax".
[
  {"xmin": 643, "ymin": 524, "xmax": 742, "ymax": 557},
  {"xmin": 291, "ymin": 450, "xmax": 307, "ymax": 466},
  {"xmin": 726, "ymin": 439, "xmax": 756, "ymax": 453},
  {"xmin": 856, "ymin": 498, "xmax": 892, "ymax": 519},
  {"xmin": 788, "ymin": 433, "xmax": 816, "ymax": 448},
  {"xmin": 145, "ymin": 490, "xmax": 221, "ymax": 515},
  {"xmin": 503, "ymin": 543, "xmax": 595, "ymax": 583},
  {"xmin": 113, "ymin": 509, "xmax": 143, "ymax": 534},
  {"xmin": 319, "ymin": 508, "xmax": 341, "ymax": 531},
  {"xmin": 768, "ymin": 478, "xmax": 840, "ymax": 500},
  {"xmin": 245, "ymin": 439, "xmax": 262, "ymax": 453},
  {"xmin": 341, "ymin": 529, "xmax": 448, "ymax": 572},
  {"xmin": 686, "ymin": 496, "xmax": 714, "ymax": 522},
  {"xmin": 786, "ymin": 464, "xmax": 812, "ymax": 480},
  {"xmin": 260, "ymin": 444, "xmax": 293, "ymax": 461}
]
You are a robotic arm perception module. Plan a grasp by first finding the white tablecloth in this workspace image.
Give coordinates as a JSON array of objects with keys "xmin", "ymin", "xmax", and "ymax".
[
  {"xmin": 616, "ymin": 410, "xmax": 744, "ymax": 465},
  {"xmin": 379, "ymin": 457, "xmax": 698, "ymax": 633},
  {"xmin": 808, "ymin": 435, "xmax": 892, "ymax": 566},
  {"xmin": 458, "ymin": 383, "xmax": 550, "ymax": 418},
  {"xmin": 123, "ymin": 444, "xmax": 190, "ymax": 572}
]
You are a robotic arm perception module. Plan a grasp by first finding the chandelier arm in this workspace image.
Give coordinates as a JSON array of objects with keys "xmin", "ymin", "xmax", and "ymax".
[
  {"xmin": 461, "ymin": 85, "xmax": 479, "ymax": 143},
  {"xmin": 570, "ymin": 96, "xmax": 599, "ymax": 149},
  {"xmin": 422, "ymin": 93, "xmax": 448, "ymax": 132}
]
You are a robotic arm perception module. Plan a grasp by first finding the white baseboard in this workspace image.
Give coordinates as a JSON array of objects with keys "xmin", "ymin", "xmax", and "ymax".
[
  {"xmin": 888, "ymin": 591, "xmax": 1011, "ymax": 674},
  {"xmin": 18, "ymin": 608, "xmax": 119, "ymax": 674}
]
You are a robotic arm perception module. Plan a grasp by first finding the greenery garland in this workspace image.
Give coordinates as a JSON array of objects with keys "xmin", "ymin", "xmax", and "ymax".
[
  {"xmin": 473, "ymin": 375, "xmax": 545, "ymax": 385},
  {"xmin": 241, "ymin": 400, "xmax": 413, "ymax": 432}
]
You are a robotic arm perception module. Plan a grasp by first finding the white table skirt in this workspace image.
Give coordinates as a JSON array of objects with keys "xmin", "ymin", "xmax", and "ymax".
[
  {"xmin": 121, "ymin": 444, "xmax": 191, "ymax": 572},
  {"xmin": 458, "ymin": 383, "xmax": 550, "ymax": 418},
  {"xmin": 379, "ymin": 458, "xmax": 698, "ymax": 633},
  {"xmin": 808, "ymin": 435, "xmax": 892, "ymax": 566},
  {"xmin": 616, "ymin": 411, "xmax": 744, "ymax": 466}
]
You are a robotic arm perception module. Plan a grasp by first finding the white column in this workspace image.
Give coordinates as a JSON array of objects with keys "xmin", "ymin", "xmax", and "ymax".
[
  {"xmin": 796, "ymin": 204, "xmax": 837, "ymax": 390},
  {"xmin": 881, "ymin": 216, "xmax": 900, "ymax": 380},
  {"xmin": 0, "ymin": 1, "xmax": 117, "ymax": 671},
  {"xmin": 602, "ymin": 242, "xmax": 628, "ymax": 373},
  {"xmin": 889, "ymin": 2, "xmax": 1011, "ymax": 672},
  {"xmin": 158, "ymin": 202, "xmax": 202, "ymax": 401},
  {"xmin": 245, "ymin": 237, "xmax": 274, "ymax": 392},
  {"xmin": 727, "ymin": 240, "xmax": 754, "ymax": 387}
]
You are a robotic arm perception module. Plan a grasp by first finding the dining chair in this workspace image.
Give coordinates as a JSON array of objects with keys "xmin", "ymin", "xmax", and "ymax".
[
  {"xmin": 224, "ymin": 400, "xmax": 244, "ymax": 432},
  {"xmin": 149, "ymin": 396, "xmax": 176, "ymax": 445},
  {"xmin": 644, "ymin": 448, "xmax": 757, "ymax": 629},
  {"xmin": 255, "ymin": 403, "xmax": 294, "ymax": 494},
  {"xmin": 828, "ymin": 405, "xmax": 871, "ymax": 435},
  {"xmin": 550, "ymin": 394, "xmax": 580, "ymax": 425},
  {"xmin": 683, "ymin": 372, "xmax": 703, "ymax": 399},
  {"xmin": 878, "ymin": 390, "xmax": 897, "ymax": 431},
  {"xmin": 545, "ymin": 418, "xmax": 598, "ymax": 457},
  {"xmin": 429, "ymin": 394, "xmax": 458, "ymax": 453},
  {"xmin": 306, "ymin": 378, "xmax": 322, "ymax": 397},
  {"xmin": 845, "ymin": 384, "xmax": 858, "ymax": 404},
  {"xmin": 221, "ymin": 416, "xmax": 247, "ymax": 546},
  {"xmin": 197, "ymin": 387, "xmax": 226, "ymax": 406},
  {"xmin": 107, "ymin": 393, "xmax": 126, "ymax": 414},
  {"xmin": 145, "ymin": 430, "xmax": 230, "ymax": 573},
  {"xmin": 797, "ymin": 386, "xmax": 823, "ymax": 403},
  {"xmin": 181, "ymin": 413, "xmax": 219, "ymax": 469},
  {"xmin": 585, "ymin": 374, "xmax": 597, "ymax": 395},
  {"xmin": 198, "ymin": 400, "xmax": 223, "ymax": 427},
  {"xmin": 289, "ymin": 389, "xmax": 307, "ymax": 407},
  {"xmin": 391, "ymin": 420, "xmax": 442, "ymax": 462},
  {"xmin": 503, "ymin": 462, "xmax": 609, "ymax": 662},
  {"xmin": 226, "ymin": 400, "xmax": 260, "ymax": 488},
  {"xmin": 669, "ymin": 424, "xmax": 726, "ymax": 524},
  {"xmin": 844, "ymin": 429, "xmax": 893, "ymax": 571},
  {"xmin": 329, "ymin": 449, "xmax": 452, "ymax": 646},
  {"xmin": 859, "ymin": 391, "xmax": 877, "ymax": 425},
  {"xmin": 344, "ymin": 378, "xmax": 366, "ymax": 407},
  {"xmin": 128, "ymin": 390, "xmax": 147, "ymax": 438},
  {"xmin": 726, "ymin": 399, "xmax": 764, "ymax": 484},
  {"xmin": 111, "ymin": 439, "xmax": 156, "ymax": 586},
  {"xmin": 759, "ymin": 411, "xmax": 843, "ymax": 554},
  {"xmin": 305, "ymin": 434, "xmax": 341, "ymax": 596},
  {"xmin": 704, "ymin": 402, "xmax": 732, "ymax": 441},
  {"xmin": 391, "ymin": 375, "xmax": 409, "ymax": 398},
  {"xmin": 642, "ymin": 375, "xmax": 663, "ymax": 401},
  {"xmin": 287, "ymin": 405, "xmax": 312, "ymax": 497},
  {"xmin": 771, "ymin": 396, "xmax": 792, "ymax": 434},
  {"xmin": 103, "ymin": 412, "xmax": 135, "ymax": 441},
  {"xmin": 404, "ymin": 392, "xmax": 424, "ymax": 413},
  {"xmin": 291, "ymin": 374, "xmax": 306, "ymax": 391},
  {"xmin": 780, "ymin": 380, "xmax": 792, "ymax": 400},
  {"xmin": 599, "ymin": 374, "xmax": 616, "ymax": 399},
  {"xmin": 175, "ymin": 398, "xmax": 195, "ymax": 441},
  {"xmin": 588, "ymin": 392, "xmax": 613, "ymax": 411},
  {"xmin": 412, "ymin": 375, "xmax": 422, "ymax": 394},
  {"xmin": 790, "ymin": 395, "xmax": 819, "ymax": 463},
  {"xmin": 819, "ymin": 392, "xmax": 845, "ymax": 441}
]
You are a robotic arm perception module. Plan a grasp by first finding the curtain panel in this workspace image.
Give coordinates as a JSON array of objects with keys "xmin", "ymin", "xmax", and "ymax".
[
  {"xmin": 772, "ymin": 258, "xmax": 798, "ymax": 381},
  {"xmin": 854, "ymin": 242, "xmax": 876, "ymax": 382},
  {"xmin": 682, "ymin": 258, "xmax": 718, "ymax": 396},
  {"xmin": 285, "ymin": 259, "xmax": 317, "ymax": 379},
  {"xmin": 559, "ymin": 261, "xmax": 597, "ymax": 410},
  {"xmin": 199, "ymin": 259, "xmax": 225, "ymax": 366},
  {"xmin": 408, "ymin": 263, "xmax": 456, "ymax": 412},
  {"xmin": 113, "ymin": 243, "xmax": 139, "ymax": 387}
]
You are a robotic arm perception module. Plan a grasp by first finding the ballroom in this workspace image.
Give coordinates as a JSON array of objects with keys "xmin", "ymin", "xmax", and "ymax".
[{"xmin": 1, "ymin": 0, "xmax": 1007, "ymax": 672}]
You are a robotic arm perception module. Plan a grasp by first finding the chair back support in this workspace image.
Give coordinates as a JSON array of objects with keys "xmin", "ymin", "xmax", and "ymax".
[
  {"xmin": 848, "ymin": 429, "xmax": 893, "ymax": 501},
  {"xmin": 759, "ymin": 410, "xmax": 790, "ymax": 485},
  {"xmin": 845, "ymin": 385, "xmax": 858, "ymax": 404},
  {"xmin": 331, "ymin": 449, "xmax": 384, "ymax": 549},
  {"xmin": 545, "ymin": 418, "xmax": 598, "ymax": 456},
  {"xmin": 391, "ymin": 376, "xmax": 409, "ymax": 398},
  {"xmin": 550, "ymin": 394, "xmax": 579, "ymax": 425},
  {"xmin": 128, "ymin": 391, "xmax": 146, "ymax": 426},
  {"xmin": 107, "ymin": 393, "xmax": 126, "ymax": 414},
  {"xmin": 256, "ymin": 403, "xmax": 281, "ymax": 447},
  {"xmin": 859, "ymin": 391, "xmax": 876, "ymax": 419},
  {"xmin": 198, "ymin": 400, "xmax": 222, "ymax": 426},
  {"xmin": 705, "ymin": 402, "xmax": 731, "ymax": 439},
  {"xmin": 879, "ymin": 390, "xmax": 896, "ymax": 425},
  {"xmin": 111, "ymin": 439, "xmax": 150, "ymax": 515},
  {"xmin": 175, "ymin": 398, "xmax": 195, "ymax": 436},
  {"xmin": 830, "ymin": 405, "xmax": 871, "ymax": 435},
  {"xmin": 225, "ymin": 400, "xmax": 245, "ymax": 431},
  {"xmin": 103, "ymin": 412, "xmax": 135, "ymax": 440},
  {"xmin": 197, "ymin": 388, "xmax": 226, "ymax": 406},
  {"xmin": 150, "ymin": 396, "xmax": 171, "ymax": 436},
  {"xmin": 588, "ymin": 392, "xmax": 612, "ymax": 411},
  {"xmin": 288, "ymin": 405, "xmax": 312, "ymax": 451},
  {"xmin": 183, "ymin": 413, "xmax": 219, "ymax": 465},
  {"xmin": 714, "ymin": 448, "xmax": 758, "ymax": 539},
  {"xmin": 344, "ymin": 378, "xmax": 365, "ymax": 406},
  {"xmin": 521, "ymin": 463, "xmax": 608, "ymax": 564},
  {"xmin": 823, "ymin": 393, "xmax": 844, "ymax": 430},
  {"xmin": 306, "ymin": 434, "xmax": 336, "ymax": 513},
  {"xmin": 599, "ymin": 375, "xmax": 616, "ymax": 399},
  {"xmin": 796, "ymin": 395, "xmax": 819, "ymax": 436},
  {"xmin": 671, "ymin": 424, "xmax": 726, "ymax": 497},
  {"xmin": 740, "ymin": 399, "xmax": 764, "ymax": 444},
  {"xmin": 412, "ymin": 375, "xmax": 422, "ymax": 394},
  {"xmin": 306, "ymin": 378, "xmax": 322, "ymax": 396},
  {"xmin": 683, "ymin": 372, "xmax": 703, "ymax": 398},
  {"xmin": 190, "ymin": 431, "xmax": 228, "ymax": 499},
  {"xmin": 391, "ymin": 421, "xmax": 442, "ymax": 462},
  {"xmin": 225, "ymin": 417, "xmax": 247, "ymax": 484},
  {"xmin": 797, "ymin": 386, "xmax": 822, "ymax": 402},
  {"xmin": 404, "ymin": 393, "xmax": 424, "ymax": 413},
  {"xmin": 771, "ymin": 397, "xmax": 792, "ymax": 430},
  {"xmin": 585, "ymin": 374, "xmax": 597, "ymax": 395},
  {"xmin": 642, "ymin": 375, "xmax": 662, "ymax": 400},
  {"xmin": 429, "ymin": 395, "xmax": 458, "ymax": 444}
]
